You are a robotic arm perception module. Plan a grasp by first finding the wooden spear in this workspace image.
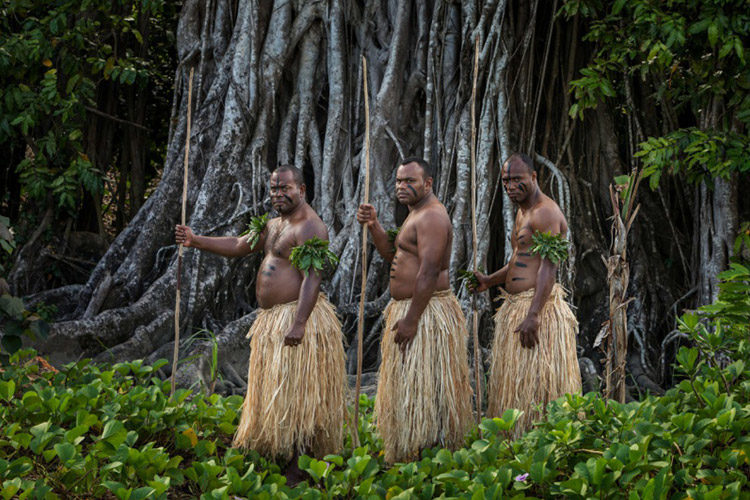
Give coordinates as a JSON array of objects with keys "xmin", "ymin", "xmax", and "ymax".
[
  {"xmin": 171, "ymin": 66, "xmax": 194, "ymax": 396},
  {"xmin": 353, "ymin": 55, "xmax": 371, "ymax": 448},
  {"xmin": 470, "ymin": 35, "xmax": 482, "ymax": 425}
]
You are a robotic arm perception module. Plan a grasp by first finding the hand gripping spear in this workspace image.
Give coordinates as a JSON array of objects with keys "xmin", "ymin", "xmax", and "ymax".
[
  {"xmin": 353, "ymin": 55, "xmax": 371, "ymax": 448},
  {"xmin": 470, "ymin": 36, "xmax": 482, "ymax": 425},
  {"xmin": 171, "ymin": 66, "xmax": 194, "ymax": 396}
]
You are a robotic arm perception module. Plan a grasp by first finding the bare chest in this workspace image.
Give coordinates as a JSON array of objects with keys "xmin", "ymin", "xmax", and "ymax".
[
  {"xmin": 394, "ymin": 219, "xmax": 419, "ymax": 254},
  {"xmin": 264, "ymin": 221, "xmax": 297, "ymax": 259},
  {"xmin": 511, "ymin": 213, "xmax": 535, "ymax": 251}
]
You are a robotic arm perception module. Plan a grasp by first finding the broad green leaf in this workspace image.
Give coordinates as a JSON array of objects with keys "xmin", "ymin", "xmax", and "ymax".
[
  {"xmin": 54, "ymin": 442, "xmax": 76, "ymax": 462},
  {"xmin": 0, "ymin": 380, "xmax": 15, "ymax": 402},
  {"xmin": 0, "ymin": 295, "xmax": 25, "ymax": 321}
]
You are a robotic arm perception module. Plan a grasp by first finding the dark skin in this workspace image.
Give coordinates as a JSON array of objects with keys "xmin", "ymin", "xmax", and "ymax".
[
  {"xmin": 470, "ymin": 156, "xmax": 568, "ymax": 349},
  {"xmin": 357, "ymin": 161, "xmax": 452, "ymax": 353},
  {"xmin": 175, "ymin": 170, "xmax": 329, "ymax": 347}
]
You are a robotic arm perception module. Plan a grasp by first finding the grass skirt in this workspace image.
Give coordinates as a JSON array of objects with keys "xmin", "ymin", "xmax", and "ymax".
[
  {"xmin": 487, "ymin": 284, "xmax": 581, "ymax": 439},
  {"xmin": 232, "ymin": 294, "xmax": 345, "ymax": 460},
  {"xmin": 375, "ymin": 290, "xmax": 473, "ymax": 464}
]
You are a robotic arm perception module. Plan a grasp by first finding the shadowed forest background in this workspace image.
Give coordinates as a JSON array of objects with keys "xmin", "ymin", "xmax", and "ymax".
[{"xmin": 1, "ymin": 0, "xmax": 748, "ymax": 400}]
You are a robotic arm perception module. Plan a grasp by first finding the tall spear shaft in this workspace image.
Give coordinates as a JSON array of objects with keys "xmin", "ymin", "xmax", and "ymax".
[
  {"xmin": 470, "ymin": 36, "xmax": 482, "ymax": 425},
  {"xmin": 353, "ymin": 55, "xmax": 371, "ymax": 447},
  {"xmin": 172, "ymin": 66, "xmax": 194, "ymax": 396}
]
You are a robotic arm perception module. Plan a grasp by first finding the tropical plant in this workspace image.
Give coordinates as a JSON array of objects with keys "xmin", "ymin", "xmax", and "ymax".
[
  {"xmin": 530, "ymin": 231, "xmax": 570, "ymax": 265},
  {"xmin": 0, "ymin": 0, "xmax": 177, "ymax": 221},
  {"xmin": 0, "ymin": 216, "xmax": 14, "ymax": 276},
  {"xmin": 458, "ymin": 269, "xmax": 480, "ymax": 290},
  {"xmin": 239, "ymin": 213, "xmax": 270, "ymax": 250},
  {"xmin": 290, "ymin": 237, "xmax": 339, "ymax": 276},
  {"xmin": 0, "ymin": 295, "xmax": 49, "ymax": 360}
]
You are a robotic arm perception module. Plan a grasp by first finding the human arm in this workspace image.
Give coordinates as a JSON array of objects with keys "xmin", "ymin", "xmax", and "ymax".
[
  {"xmin": 515, "ymin": 211, "xmax": 565, "ymax": 348},
  {"xmin": 356, "ymin": 204, "xmax": 396, "ymax": 262},
  {"xmin": 283, "ymin": 222, "xmax": 328, "ymax": 347},
  {"xmin": 515, "ymin": 258, "xmax": 556, "ymax": 348},
  {"xmin": 392, "ymin": 214, "xmax": 447, "ymax": 352},
  {"xmin": 471, "ymin": 264, "xmax": 510, "ymax": 292},
  {"xmin": 175, "ymin": 224, "xmax": 263, "ymax": 257}
]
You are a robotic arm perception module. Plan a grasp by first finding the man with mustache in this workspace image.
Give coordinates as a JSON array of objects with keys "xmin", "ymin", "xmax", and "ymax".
[
  {"xmin": 357, "ymin": 157, "xmax": 473, "ymax": 464},
  {"xmin": 472, "ymin": 153, "xmax": 581, "ymax": 438},
  {"xmin": 175, "ymin": 165, "xmax": 345, "ymax": 482}
]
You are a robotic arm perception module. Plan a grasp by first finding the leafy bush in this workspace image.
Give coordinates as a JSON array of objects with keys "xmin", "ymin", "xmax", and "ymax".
[
  {"xmin": 1, "ymin": 0, "xmax": 177, "ymax": 215},
  {"xmin": 0, "ymin": 294, "xmax": 50, "ymax": 358},
  {"xmin": 0, "ymin": 267, "xmax": 747, "ymax": 498}
]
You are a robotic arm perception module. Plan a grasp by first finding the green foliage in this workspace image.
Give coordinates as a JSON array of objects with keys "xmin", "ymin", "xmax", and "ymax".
[
  {"xmin": 0, "ymin": 0, "xmax": 176, "ymax": 213},
  {"xmin": 239, "ymin": 213, "xmax": 269, "ymax": 250},
  {"xmin": 0, "ymin": 295, "xmax": 49, "ymax": 359},
  {"xmin": 561, "ymin": 0, "xmax": 750, "ymax": 186},
  {"xmin": 0, "ymin": 216, "xmax": 15, "ymax": 275},
  {"xmin": 613, "ymin": 171, "xmax": 641, "ymax": 222},
  {"xmin": 636, "ymin": 129, "xmax": 750, "ymax": 188},
  {"xmin": 289, "ymin": 237, "xmax": 339, "ymax": 276},
  {"xmin": 735, "ymin": 222, "xmax": 750, "ymax": 261},
  {"xmin": 691, "ymin": 263, "xmax": 750, "ymax": 336},
  {"xmin": 386, "ymin": 226, "xmax": 400, "ymax": 253},
  {"xmin": 458, "ymin": 269, "xmax": 480, "ymax": 291},
  {"xmin": 530, "ymin": 230, "xmax": 570, "ymax": 265},
  {"xmin": 0, "ymin": 268, "xmax": 747, "ymax": 497}
]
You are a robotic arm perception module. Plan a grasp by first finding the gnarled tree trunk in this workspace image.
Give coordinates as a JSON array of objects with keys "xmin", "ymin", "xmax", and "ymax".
[{"xmin": 20, "ymin": 0, "xmax": 737, "ymax": 398}]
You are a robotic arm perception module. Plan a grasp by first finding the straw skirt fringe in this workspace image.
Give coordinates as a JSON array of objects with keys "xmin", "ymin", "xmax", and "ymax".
[
  {"xmin": 375, "ymin": 290, "xmax": 473, "ymax": 464},
  {"xmin": 487, "ymin": 284, "xmax": 581, "ymax": 439},
  {"xmin": 232, "ymin": 294, "xmax": 345, "ymax": 460}
]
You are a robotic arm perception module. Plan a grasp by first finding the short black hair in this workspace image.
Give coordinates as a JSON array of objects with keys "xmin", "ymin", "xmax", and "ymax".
[
  {"xmin": 505, "ymin": 153, "xmax": 535, "ymax": 173},
  {"xmin": 272, "ymin": 164, "xmax": 305, "ymax": 186},
  {"xmin": 399, "ymin": 157, "xmax": 433, "ymax": 179}
]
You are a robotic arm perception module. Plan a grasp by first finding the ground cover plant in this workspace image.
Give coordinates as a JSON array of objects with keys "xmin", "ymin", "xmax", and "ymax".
[{"xmin": 0, "ymin": 266, "xmax": 748, "ymax": 499}]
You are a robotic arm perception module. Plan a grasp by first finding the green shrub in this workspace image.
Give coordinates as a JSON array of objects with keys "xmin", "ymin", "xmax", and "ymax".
[{"xmin": 0, "ymin": 266, "xmax": 747, "ymax": 498}]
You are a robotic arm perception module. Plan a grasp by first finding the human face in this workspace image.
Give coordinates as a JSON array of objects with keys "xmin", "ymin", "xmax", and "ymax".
[
  {"xmin": 269, "ymin": 171, "xmax": 304, "ymax": 214},
  {"xmin": 501, "ymin": 159, "xmax": 535, "ymax": 204},
  {"xmin": 395, "ymin": 162, "xmax": 431, "ymax": 206}
]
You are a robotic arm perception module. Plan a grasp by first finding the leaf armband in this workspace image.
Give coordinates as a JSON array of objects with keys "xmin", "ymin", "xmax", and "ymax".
[
  {"xmin": 239, "ymin": 213, "xmax": 269, "ymax": 249},
  {"xmin": 386, "ymin": 226, "xmax": 400, "ymax": 253},
  {"xmin": 530, "ymin": 230, "xmax": 569, "ymax": 265},
  {"xmin": 290, "ymin": 237, "xmax": 339, "ymax": 276}
]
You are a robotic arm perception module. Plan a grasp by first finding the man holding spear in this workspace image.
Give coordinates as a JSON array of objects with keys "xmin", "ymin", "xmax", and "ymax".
[
  {"xmin": 357, "ymin": 158, "xmax": 473, "ymax": 464},
  {"xmin": 472, "ymin": 153, "xmax": 581, "ymax": 438},
  {"xmin": 175, "ymin": 165, "xmax": 345, "ymax": 482}
]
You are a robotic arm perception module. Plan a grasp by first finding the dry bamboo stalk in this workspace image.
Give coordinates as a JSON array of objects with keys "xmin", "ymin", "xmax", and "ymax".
[
  {"xmin": 470, "ymin": 36, "xmax": 482, "ymax": 425},
  {"xmin": 353, "ymin": 55, "xmax": 371, "ymax": 447},
  {"xmin": 603, "ymin": 173, "xmax": 641, "ymax": 403},
  {"xmin": 172, "ymin": 66, "xmax": 194, "ymax": 396}
]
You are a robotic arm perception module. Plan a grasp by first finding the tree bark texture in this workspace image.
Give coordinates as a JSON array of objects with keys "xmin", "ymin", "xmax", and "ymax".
[{"xmin": 24, "ymin": 0, "xmax": 737, "ymax": 396}]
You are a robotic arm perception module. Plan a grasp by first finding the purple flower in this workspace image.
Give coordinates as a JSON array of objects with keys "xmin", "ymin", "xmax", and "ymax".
[{"xmin": 514, "ymin": 472, "xmax": 529, "ymax": 482}]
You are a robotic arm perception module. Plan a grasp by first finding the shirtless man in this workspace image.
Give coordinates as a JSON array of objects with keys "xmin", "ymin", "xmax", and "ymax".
[
  {"xmin": 472, "ymin": 153, "xmax": 581, "ymax": 437},
  {"xmin": 357, "ymin": 157, "xmax": 472, "ymax": 464},
  {"xmin": 175, "ymin": 165, "xmax": 345, "ymax": 480}
]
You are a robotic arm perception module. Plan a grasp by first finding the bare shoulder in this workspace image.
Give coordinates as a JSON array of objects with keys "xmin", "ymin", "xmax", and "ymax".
[
  {"xmin": 416, "ymin": 202, "xmax": 451, "ymax": 232},
  {"xmin": 530, "ymin": 196, "xmax": 567, "ymax": 234},
  {"xmin": 297, "ymin": 206, "xmax": 329, "ymax": 242}
]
